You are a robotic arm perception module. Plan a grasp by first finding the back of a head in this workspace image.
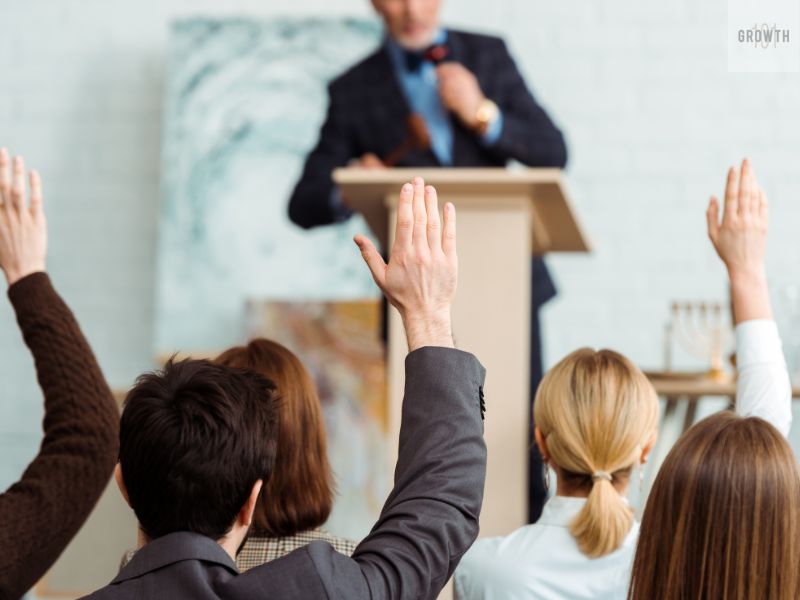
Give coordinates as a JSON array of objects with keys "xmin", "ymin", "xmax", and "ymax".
[
  {"xmin": 119, "ymin": 358, "xmax": 278, "ymax": 541},
  {"xmin": 629, "ymin": 412, "xmax": 800, "ymax": 600},
  {"xmin": 215, "ymin": 339, "xmax": 334, "ymax": 537},
  {"xmin": 534, "ymin": 348, "xmax": 659, "ymax": 558}
]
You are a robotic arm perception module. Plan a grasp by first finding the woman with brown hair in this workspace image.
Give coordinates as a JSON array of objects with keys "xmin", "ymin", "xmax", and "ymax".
[
  {"xmin": 629, "ymin": 413, "xmax": 800, "ymax": 599},
  {"xmin": 628, "ymin": 160, "xmax": 799, "ymax": 599},
  {"xmin": 215, "ymin": 338, "xmax": 357, "ymax": 569}
]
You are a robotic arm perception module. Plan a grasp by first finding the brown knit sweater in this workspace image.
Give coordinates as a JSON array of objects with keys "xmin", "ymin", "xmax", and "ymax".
[{"xmin": 0, "ymin": 273, "xmax": 119, "ymax": 600}]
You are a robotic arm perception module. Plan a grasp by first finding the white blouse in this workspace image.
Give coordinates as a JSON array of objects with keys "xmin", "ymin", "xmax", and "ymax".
[
  {"xmin": 454, "ymin": 496, "xmax": 637, "ymax": 600},
  {"xmin": 454, "ymin": 319, "xmax": 792, "ymax": 600}
]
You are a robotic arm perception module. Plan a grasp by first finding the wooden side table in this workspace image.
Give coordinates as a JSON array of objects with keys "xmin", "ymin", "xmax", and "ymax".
[{"xmin": 640, "ymin": 371, "xmax": 800, "ymax": 498}]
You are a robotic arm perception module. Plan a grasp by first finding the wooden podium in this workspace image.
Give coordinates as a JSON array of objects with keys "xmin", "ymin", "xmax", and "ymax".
[{"xmin": 335, "ymin": 167, "xmax": 590, "ymax": 596}]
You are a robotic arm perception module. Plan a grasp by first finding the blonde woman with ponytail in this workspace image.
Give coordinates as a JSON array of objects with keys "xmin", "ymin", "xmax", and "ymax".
[
  {"xmin": 455, "ymin": 349, "xmax": 659, "ymax": 600},
  {"xmin": 535, "ymin": 349, "xmax": 658, "ymax": 560}
]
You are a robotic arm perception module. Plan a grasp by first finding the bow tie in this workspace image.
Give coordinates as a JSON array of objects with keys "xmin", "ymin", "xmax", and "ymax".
[{"xmin": 403, "ymin": 44, "xmax": 450, "ymax": 72}]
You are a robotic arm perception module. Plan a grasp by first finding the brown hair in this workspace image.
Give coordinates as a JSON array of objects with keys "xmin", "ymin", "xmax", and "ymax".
[
  {"xmin": 534, "ymin": 348, "xmax": 659, "ymax": 558},
  {"xmin": 629, "ymin": 411, "xmax": 800, "ymax": 600},
  {"xmin": 215, "ymin": 339, "xmax": 334, "ymax": 537}
]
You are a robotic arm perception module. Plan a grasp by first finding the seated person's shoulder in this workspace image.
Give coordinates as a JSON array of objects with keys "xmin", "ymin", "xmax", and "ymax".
[
  {"xmin": 456, "ymin": 534, "xmax": 524, "ymax": 595},
  {"xmin": 458, "ymin": 525, "xmax": 553, "ymax": 575},
  {"xmin": 235, "ymin": 540, "xmax": 368, "ymax": 598}
]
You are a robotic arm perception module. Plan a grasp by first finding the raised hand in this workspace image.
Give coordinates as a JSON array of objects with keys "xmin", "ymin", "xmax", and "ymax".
[
  {"xmin": 0, "ymin": 148, "xmax": 47, "ymax": 286},
  {"xmin": 355, "ymin": 176, "xmax": 457, "ymax": 351},
  {"xmin": 706, "ymin": 158, "xmax": 771, "ymax": 323}
]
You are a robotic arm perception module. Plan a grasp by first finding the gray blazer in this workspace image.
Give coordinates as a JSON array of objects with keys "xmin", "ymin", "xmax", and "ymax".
[{"xmin": 83, "ymin": 347, "xmax": 487, "ymax": 599}]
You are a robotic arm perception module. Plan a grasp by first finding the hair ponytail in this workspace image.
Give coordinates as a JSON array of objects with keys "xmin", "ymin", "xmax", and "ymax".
[
  {"xmin": 534, "ymin": 348, "xmax": 659, "ymax": 558},
  {"xmin": 570, "ymin": 474, "xmax": 634, "ymax": 558}
]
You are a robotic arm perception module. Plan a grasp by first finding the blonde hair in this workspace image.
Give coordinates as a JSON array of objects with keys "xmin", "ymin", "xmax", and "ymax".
[{"xmin": 534, "ymin": 348, "xmax": 659, "ymax": 558}]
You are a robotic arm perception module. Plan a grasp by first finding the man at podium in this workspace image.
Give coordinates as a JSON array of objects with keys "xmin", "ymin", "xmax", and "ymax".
[{"xmin": 288, "ymin": 0, "xmax": 567, "ymax": 523}]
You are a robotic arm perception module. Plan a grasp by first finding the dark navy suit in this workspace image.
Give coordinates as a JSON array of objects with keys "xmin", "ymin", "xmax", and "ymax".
[{"xmin": 288, "ymin": 29, "xmax": 567, "ymax": 523}]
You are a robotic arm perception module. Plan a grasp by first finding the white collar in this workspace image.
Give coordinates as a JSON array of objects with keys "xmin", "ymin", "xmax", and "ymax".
[
  {"xmin": 537, "ymin": 495, "xmax": 632, "ymax": 528},
  {"xmin": 536, "ymin": 496, "xmax": 588, "ymax": 527}
]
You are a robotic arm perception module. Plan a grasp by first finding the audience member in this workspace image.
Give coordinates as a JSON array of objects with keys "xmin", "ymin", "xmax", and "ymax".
[
  {"xmin": 216, "ymin": 339, "xmax": 357, "ymax": 568},
  {"xmin": 85, "ymin": 177, "xmax": 487, "ymax": 600},
  {"xmin": 455, "ymin": 350, "xmax": 658, "ymax": 599},
  {"xmin": 118, "ymin": 339, "xmax": 358, "ymax": 572},
  {"xmin": 628, "ymin": 160, "xmax": 799, "ymax": 599},
  {"xmin": 0, "ymin": 148, "xmax": 119, "ymax": 600}
]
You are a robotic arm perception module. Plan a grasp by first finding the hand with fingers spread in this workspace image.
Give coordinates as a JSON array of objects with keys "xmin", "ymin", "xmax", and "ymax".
[
  {"xmin": 706, "ymin": 158, "xmax": 771, "ymax": 323},
  {"xmin": 355, "ymin": 176, "xmax": 457, "ymax": 351},
  {"xmin": 0, "ymin": 148, "xmax": 47, "ymax": 286}
]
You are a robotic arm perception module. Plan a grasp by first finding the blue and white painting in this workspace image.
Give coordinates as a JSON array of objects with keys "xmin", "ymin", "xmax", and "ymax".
[{"xmin": 155, "ymin": 18, "xmax": 382, "ymax": 352}]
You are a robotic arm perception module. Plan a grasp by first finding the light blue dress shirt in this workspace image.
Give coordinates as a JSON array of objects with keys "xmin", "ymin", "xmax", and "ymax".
[{"xmin": 384, "ymin": 29, "xmax": 503, "ymax": 165}]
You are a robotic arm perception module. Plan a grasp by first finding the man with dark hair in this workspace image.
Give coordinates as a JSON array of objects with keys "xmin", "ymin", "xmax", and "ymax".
[
  {"xmin": 288, "ymin": 0, "xmax": 566, "ymax": 522},
  {"xmin": 86, "ymin": 177, "xmax": 487, "ymax": 599},
  {"xmin": 116, "ymin": 360, "xmax": 278, "ymax": 544},
  {"xmin": 0, "ymin": 148, "xmax": 119, "ymax": 600}
]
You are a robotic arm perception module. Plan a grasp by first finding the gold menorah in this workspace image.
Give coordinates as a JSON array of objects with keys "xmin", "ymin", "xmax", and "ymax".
[{"xmin": 666, "ymin": 301, "xmax": 732, "ymax": 381}]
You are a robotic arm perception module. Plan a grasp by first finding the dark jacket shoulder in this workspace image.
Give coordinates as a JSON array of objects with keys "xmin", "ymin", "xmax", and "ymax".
[
  {"xmin": 328, "ymin": 46, "xmax": 386, "ymax": 94},
  {"xmin": 447, "ymin": 29, "xmax": 506, "ymax": 51}
]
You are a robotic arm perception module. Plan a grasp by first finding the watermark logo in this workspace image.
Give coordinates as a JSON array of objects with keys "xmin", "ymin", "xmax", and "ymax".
[
  {"xmin": 728, "ymin": 0, "xmax": 799, "ymax": 72},
  {"xmin": 738, "ymin": 24, "xmax": 791, "ymax": 47}
]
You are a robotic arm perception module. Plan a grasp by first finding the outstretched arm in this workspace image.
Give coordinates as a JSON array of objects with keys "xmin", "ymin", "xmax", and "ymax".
[
  {"xmin": 0, "ymin": 149, "xmax": 119, "ymax": 599},
  {"xmin": 706, "ymin": 159, "xmax": 791, "ymax": 436},
  {"xmin": 294, "ymin": 179, "xmax": 486, "ymax": 599}
]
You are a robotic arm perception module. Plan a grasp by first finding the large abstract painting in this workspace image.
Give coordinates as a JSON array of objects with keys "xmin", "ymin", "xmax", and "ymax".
[
  {"xmin": 155, "ymin": 18, "xmax": 382, "ymax": 351},
  {"xmin": 154, "ymin": 18, "xmax": 389, "ymax": 539}
]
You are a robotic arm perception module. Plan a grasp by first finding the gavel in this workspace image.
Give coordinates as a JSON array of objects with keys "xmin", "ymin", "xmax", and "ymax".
[{"xmin": 382, "ymin": 114, "xmax": 432, "ymax": 167}]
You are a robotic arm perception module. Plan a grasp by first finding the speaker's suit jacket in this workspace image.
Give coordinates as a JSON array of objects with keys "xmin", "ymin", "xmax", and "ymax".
[
  {"xmin": 288, "ymin": 29, "xmax": 567, "ymax": 308},
  {"xmin": 83, "ymin": 347, "xmax": 487, "ymax": 600}
]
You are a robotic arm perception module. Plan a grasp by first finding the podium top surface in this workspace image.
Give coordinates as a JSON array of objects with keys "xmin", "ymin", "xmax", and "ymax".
[
  {"xmin": 334, "ymin": 166, "xmax": 563, "ymax": 184},
  {"xmin": 333, "ymin": 167, "xmax": 564, "ymax": 199},
  {"xmin": 333, "ymin": 167, "xmax": 591, "ymax": 255}
]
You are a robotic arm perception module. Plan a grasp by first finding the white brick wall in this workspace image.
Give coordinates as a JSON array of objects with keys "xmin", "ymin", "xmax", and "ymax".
[{"xmin": 1, "ymin": 0, "xmax": 799, "ymax": 530}]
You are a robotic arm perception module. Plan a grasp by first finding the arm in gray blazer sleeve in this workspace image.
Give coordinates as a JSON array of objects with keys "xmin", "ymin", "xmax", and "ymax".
[
  {"xmin": 288, "ymin": 82, "xmax": 357, "ymax": 229},
  {"xmin": 485, "ymin": 39, "xmax": 568, "ymax": 168},
  {"xmin": 308, "ymin": 347, "xmax": 487, "ymax": 600}
]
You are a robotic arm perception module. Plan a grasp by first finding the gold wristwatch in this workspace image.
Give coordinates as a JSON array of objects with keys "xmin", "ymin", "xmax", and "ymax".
[{"xmin": 475, "ymin": 98, "xmax": 499, "ymax": 133}]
